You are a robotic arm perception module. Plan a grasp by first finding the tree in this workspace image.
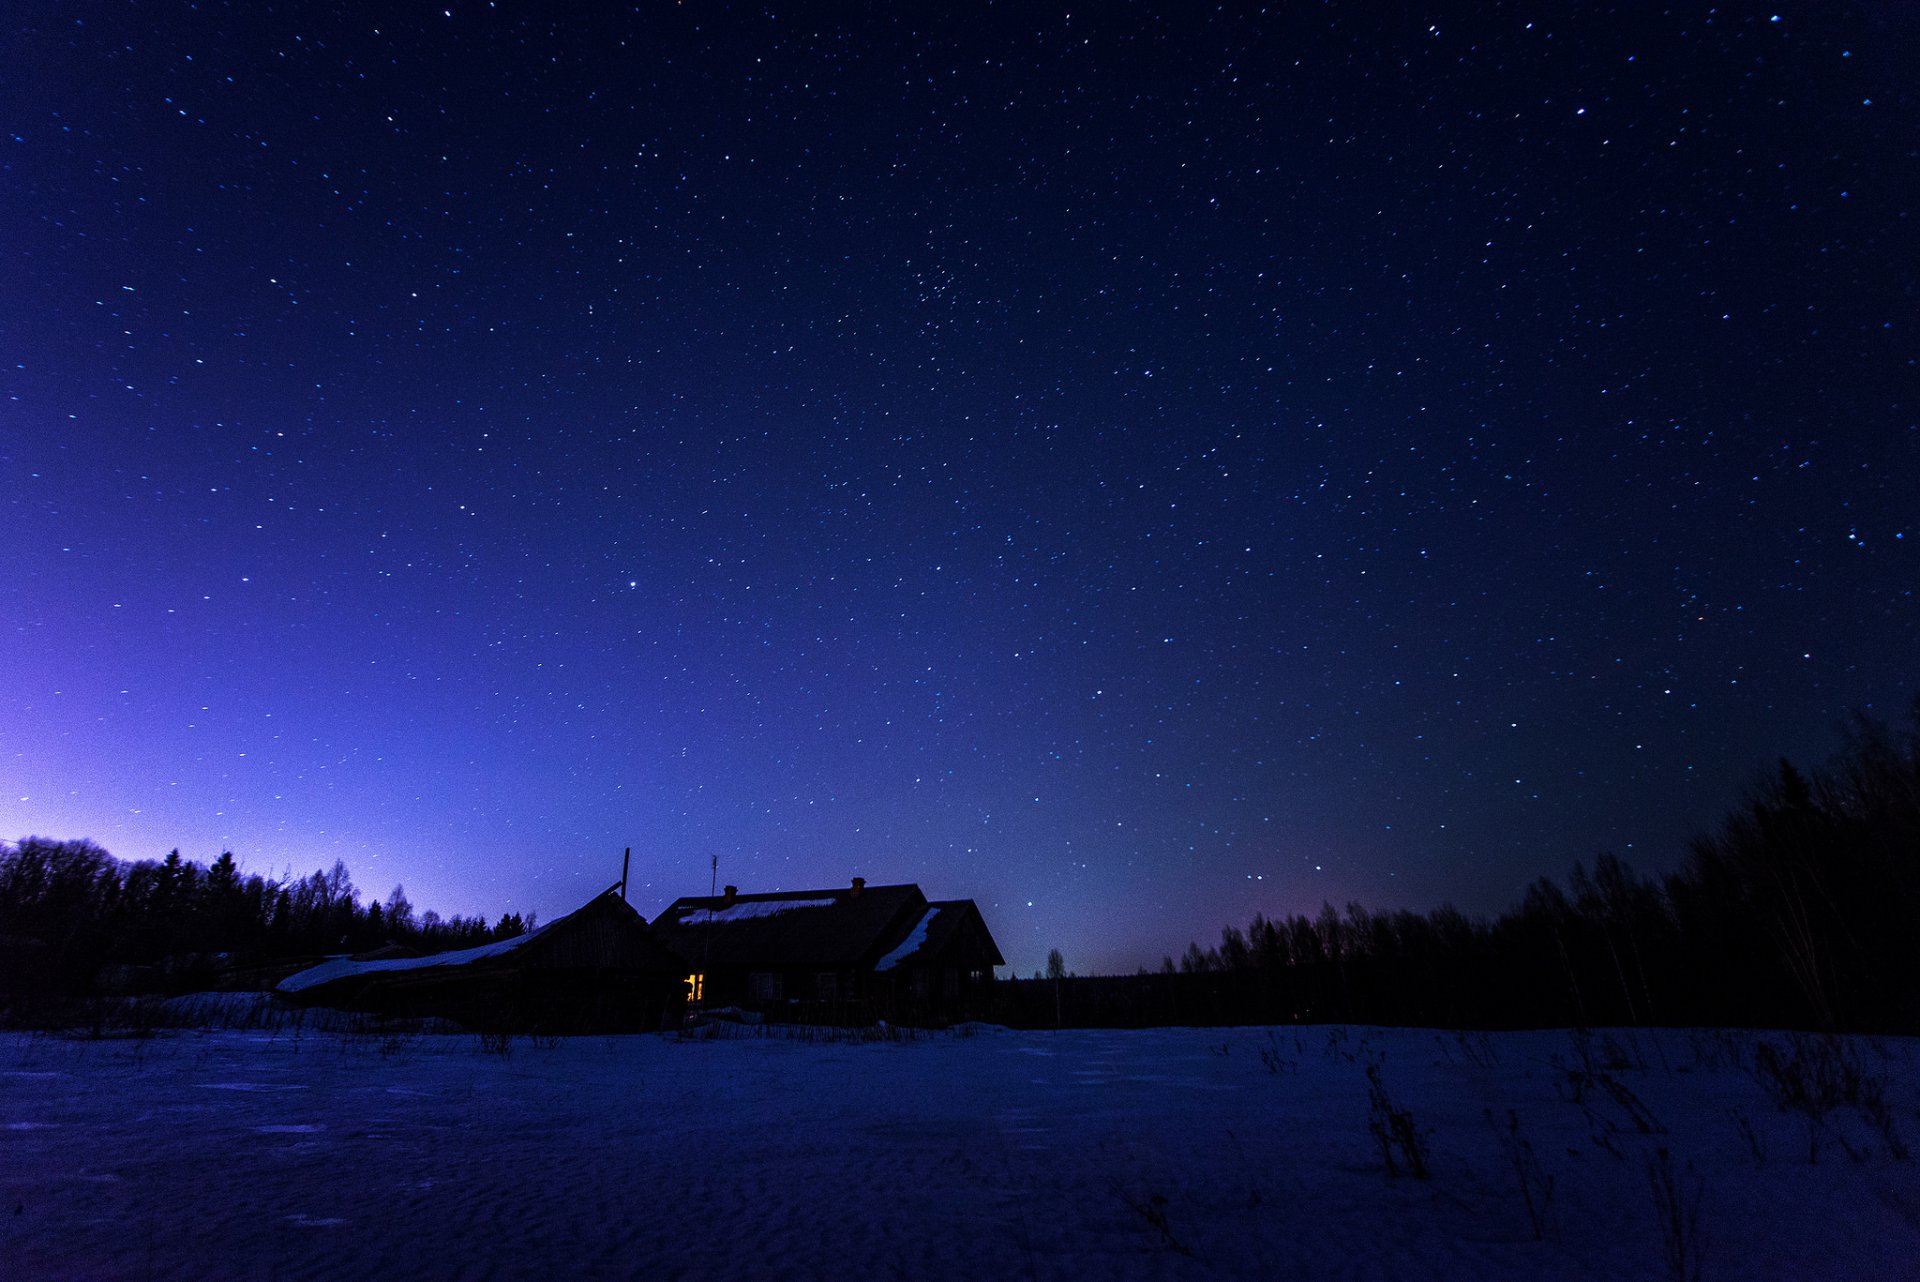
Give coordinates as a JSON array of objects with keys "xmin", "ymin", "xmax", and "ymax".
[
  {"xmin": 0, "ymin": 840, "xmax": 543, "ymax": 997},
  {"xmin": 202, "ymin": 851, "xmax": 247, "ymax": 950},
  {"xmin": 1219, "ymin": 925, "xmax": 1251, "ymax": 970},
  {"xmin": 1045, "ymin": 947, "xmax": 1067, "ymax": 1027},
  {"xmin": 206, "ymin": 851, "xmax": 240, "ymax": 898},
  {"xmin": 384, "ymin": 884, "xmax": 415, "ymax": 932}
]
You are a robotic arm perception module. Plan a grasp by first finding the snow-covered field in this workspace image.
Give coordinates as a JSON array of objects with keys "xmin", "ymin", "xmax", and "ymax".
[{"xmin": 3, "ymin": 1022, "xmax": 1916, "ymax": 1280}]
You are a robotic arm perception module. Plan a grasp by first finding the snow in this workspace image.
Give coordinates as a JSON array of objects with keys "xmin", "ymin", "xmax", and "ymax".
[
  {"xmin": 873, "ymin": 905, "xmax": 940, "ymax": 971},
  {"xmin": 157, "ymin": 990, "xmax": 466, "ymax": 1035},
  {"xmin": 2, "ymin": 1024, "xmax": 1916, "ymax": 1280},
  {"xmin": 667, "ymin": 896, "xmax": 839, "ymax": 925},
  {"xmin": 276, "ymin": 927, "xmax": 542, "ymax": 993}
]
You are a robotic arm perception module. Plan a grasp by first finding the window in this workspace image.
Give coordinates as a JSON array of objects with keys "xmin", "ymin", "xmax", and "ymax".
[
  {"xmin": 685, "ymin": 973, "xmax": 703, "ymax": 1002},
  {"xmin": 816, "ymin": 972, "xmax": 839, "ymax": 1001},
  {"xmin": 748, "ymin": 971, "xmax": 783, "ymax": 1002}
]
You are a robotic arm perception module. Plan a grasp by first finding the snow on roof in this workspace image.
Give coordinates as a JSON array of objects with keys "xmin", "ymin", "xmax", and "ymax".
[
  {"xmin": 669, "ymin": 897, "xmax": 840, "ymax": 926},
  {"xmin": 873, "ymin": 905, "xmax": 940, "ymax": 972},
  {"xmin": 277, "ymin": 926, "xmax": 543, "ymax": 994}
]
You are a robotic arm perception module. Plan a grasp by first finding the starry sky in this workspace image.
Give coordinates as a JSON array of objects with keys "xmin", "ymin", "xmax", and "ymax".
[{"xmin": 3, "ymin": 3, "xmax": 1914, "ymax": 977}]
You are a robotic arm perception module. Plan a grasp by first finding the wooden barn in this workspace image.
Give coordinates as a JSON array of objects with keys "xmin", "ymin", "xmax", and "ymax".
[
  {"xmin": 648, "ymin": 878, "xmax": 1004, "ymax": 1024},
  {"xmin": 276, "ymin": 888, "xmax": 690, "ymax": 1033}
]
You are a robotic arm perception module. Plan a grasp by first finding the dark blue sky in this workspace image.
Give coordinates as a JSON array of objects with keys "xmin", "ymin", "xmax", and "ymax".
[{"xmin": 4, "ymin": 3, "xmax": 1914, "ymax": 975}]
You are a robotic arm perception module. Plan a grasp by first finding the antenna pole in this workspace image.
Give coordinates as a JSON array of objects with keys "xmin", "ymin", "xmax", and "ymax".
[
  {"xmin": 620, "ymin": 847, "xmax": 631, "ymax": 901},
  {"xmin": 701, "ymin": 854, "xmax": 717, "ymax": 1006}
]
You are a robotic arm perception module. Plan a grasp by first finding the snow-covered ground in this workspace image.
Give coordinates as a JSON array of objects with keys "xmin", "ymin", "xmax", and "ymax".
[{"xmin": 2, "ymin": 1022, "xmax": 1916, "ymax": 1280}]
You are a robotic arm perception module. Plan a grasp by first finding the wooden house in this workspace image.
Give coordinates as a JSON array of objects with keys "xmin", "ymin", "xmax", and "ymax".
[
  {"xmin": 647, "ymin": 878, "xmax": 1004, "ymax": 1024},
  {"xmin": 276, "ymin": 888, "xmax": 690, "ymax": 1033}
]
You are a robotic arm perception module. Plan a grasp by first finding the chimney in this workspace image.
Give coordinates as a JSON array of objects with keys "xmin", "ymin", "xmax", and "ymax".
[
  {"xmin": 721, "ymin": 884, "xmax": 737, "ymax": 908},
  {"xmin": 850, "ymin": 877, "xmax": 865, "ymax": 899}
]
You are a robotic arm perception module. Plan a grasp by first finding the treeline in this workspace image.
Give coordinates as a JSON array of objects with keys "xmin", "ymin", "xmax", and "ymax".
[
  {"xmin": 0, "ymin": 843, "xmax": 534, "ymax": 999},
  {"xmin": 999, "ymin": 704, "xmax": 1920, "ymax": 1035}
]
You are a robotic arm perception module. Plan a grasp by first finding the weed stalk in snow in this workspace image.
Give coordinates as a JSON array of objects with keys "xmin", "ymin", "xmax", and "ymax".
[
  {"xmin": 1646, "ymin": 1147, "xmax": 1705, "ymax": 1282},
  {"xmin": 1729, "ymin": 1108, "xmax": 1767, "ymax": 1166},
  {"xmin": 1750, "ymin": 1032, "xmax": 1906, "ymax": 1162},
  {"xmin": 1258, "ymin": 1031, "xmax": 1292, "ymax": 1075},
  {"xmin": 1110, "ymin": 1183, "xmax": 1194, "ymax": 1257},
  {"xmin": 1489, "ymin": 1108, "xmax": 1556, "ymax": 1241},
  {"xmin": 1457, "ymin": 1030, "xmax": 1498, "ymax": 1070},
  {"xmin": 1365, "ymin": 1061, "xmax": 1430, "ymax": 1179},
  {"xmin": 1860, "ymin": 1078, "xmax": 1911, "ymax": 1162}
]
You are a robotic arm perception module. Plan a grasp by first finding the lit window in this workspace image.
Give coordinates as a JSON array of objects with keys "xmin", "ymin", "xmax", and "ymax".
[{"xmin": 685, "ymin": 973, "xmax": 703, "ymax": 1001}]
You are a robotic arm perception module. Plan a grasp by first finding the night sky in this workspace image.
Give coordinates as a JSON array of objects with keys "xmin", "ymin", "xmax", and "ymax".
[{"xmin": 4, "ymin": 4, "xmax": 1914, "ymax": 977}]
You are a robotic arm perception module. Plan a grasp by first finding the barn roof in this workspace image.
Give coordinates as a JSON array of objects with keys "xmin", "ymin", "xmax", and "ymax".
[{"xmin": 649, "ymin": 883, "xmax": 927, "ymax": 971}]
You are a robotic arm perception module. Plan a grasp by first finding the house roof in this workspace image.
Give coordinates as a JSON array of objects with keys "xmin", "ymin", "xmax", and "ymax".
[
  {"xmin": 921, "ymin": 899, "xmax": 1006, "ymax": 967},
  {"xmin": 874, "ymin": 905, "xmax": 940, "ymax": 971},
  {"xmin": 649, "ymin": 884, "xmax": 1006, "ymax": 973},
  {"xmin": 873, "ymin": 900, "xmax": 1006, "ymax": 970},
  {"xmin": 649, "ymin": 883, "xmax": 927, "ymax": 972},
  {"xmin": 277, "ymin": 889, "xmax": 684, "ymax": 995},
  {"xmin": 278, "ymin": 923, "xmax": 541, "ymax": 994}
]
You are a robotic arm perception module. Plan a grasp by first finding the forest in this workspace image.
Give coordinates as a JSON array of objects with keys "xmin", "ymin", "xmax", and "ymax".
[
  {"xmin": 998, "ymin": 704, "xmax": 1920, "ymax": 1035},
  {"xmin": 5, "ymin": 702, "xmax": 1918, "ymax": 1035},
  {"xmin": 0, "ymin": 841, "xmax": 532, "ymax": 1012}
]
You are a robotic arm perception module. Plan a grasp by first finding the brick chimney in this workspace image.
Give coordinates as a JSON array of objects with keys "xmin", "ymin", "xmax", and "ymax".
[
  {"xmin": 721, "ymin": 884, "xmax": 737, "ymax": 907},
  {"xmin": 850, "ymin": 877, "xmax": 866, "ymax": 899}
]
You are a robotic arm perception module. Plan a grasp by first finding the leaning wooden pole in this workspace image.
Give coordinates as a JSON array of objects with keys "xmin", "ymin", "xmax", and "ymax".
[{"xmin": 620, "ymin": 847, "xmax": 631, "ymax": 901}]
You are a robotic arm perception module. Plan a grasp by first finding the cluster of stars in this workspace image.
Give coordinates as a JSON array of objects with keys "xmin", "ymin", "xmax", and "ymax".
[{"xmin": 1, "ymin": 5, "xmax": 1913, "ymax": 974}]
